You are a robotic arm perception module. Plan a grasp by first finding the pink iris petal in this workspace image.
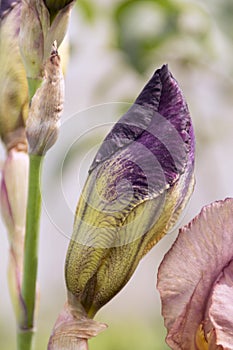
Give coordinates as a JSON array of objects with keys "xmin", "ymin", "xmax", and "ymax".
[
  {"xmin": 209, "ymin": 259, "xmax": 233, "ymax": 349},
  {"xmin": 157, "ymin": 198, "xmax": 233, "ymax": 350}
]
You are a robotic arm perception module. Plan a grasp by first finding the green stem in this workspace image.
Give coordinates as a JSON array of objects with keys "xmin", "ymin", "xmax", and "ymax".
[
  {"xmin": 17, "ymin": 155, "xmax": 43, "ymax": 350},
  {"xmin": 17, "ymin": 329, "xmax": 34, "ymax": 350}
]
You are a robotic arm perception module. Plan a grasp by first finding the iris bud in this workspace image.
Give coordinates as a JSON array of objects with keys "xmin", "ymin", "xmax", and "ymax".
[
  {"xmin": 0, "ymin": 0, "xmax": 29, "ymax": 322},
  {"xmin": 66, "ymin": 64, "xmax": 195, "ymax": 315},
  {"xmin": 0, "ymin": 0, "xmax": 28, "ymax": 149},
  {"xmin": 49, "ymin": 65, "xmax": 195, "ymax": 348},
  {"xmin": 19, "ymin": 0, "xmax": 74, "ymax": 96}
]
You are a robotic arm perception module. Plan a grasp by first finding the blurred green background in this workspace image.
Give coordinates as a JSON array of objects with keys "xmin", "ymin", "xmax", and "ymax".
[{"xmin": 1, "ymin": 0, "xmax": 233, "ymax": 349}]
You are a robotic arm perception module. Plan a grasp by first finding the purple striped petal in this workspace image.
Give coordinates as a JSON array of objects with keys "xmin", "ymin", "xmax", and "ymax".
[
  {"xmin": 89, "ymin": 65, "xmax": 194, "ymax": 207},
  {"xmin": 90, "ymin": 65, "xmax": 194, "ymax": 184}
]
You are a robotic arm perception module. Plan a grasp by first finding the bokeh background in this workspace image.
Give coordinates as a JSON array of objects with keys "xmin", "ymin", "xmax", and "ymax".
[{"xmin": 1, "ymin": 0, "xmax": 233, "ymax": 348}]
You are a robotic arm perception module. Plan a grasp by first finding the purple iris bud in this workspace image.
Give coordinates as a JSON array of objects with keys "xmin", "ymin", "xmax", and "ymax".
[
  {"xmin": 49, "ymin": 65, "xmax": 195, "ymax": 349},
  {"xmin": 66, "ymin": 64, "xmax": 195, "ymax": 313}
]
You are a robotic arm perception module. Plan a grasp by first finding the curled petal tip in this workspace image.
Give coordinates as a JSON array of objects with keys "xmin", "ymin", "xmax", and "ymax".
[
  {"xmin": 209, "ymin": 260, "xmax": 233, "ymax": 349},
  {"xmin": 157, "ymin": 198, "xmax": 233, "ymax": 350}
]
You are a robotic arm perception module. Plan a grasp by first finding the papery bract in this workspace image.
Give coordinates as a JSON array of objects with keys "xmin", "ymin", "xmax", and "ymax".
[{"xmin": 26, "ymin": 45, "xmax": 64, "ymax": 155}]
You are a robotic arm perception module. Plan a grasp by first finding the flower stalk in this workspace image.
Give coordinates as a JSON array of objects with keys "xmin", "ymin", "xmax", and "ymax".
[
  {"xmin": 1, "ymin": 0, "xmax": 71, "ymax": 348},
  {"xmin": 17, "ymin": 154, "xmax": 43, "ymax": 350},
  {"xmin": 17, "ymin": 44, "xmax": 64, "ymax": 350}
]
